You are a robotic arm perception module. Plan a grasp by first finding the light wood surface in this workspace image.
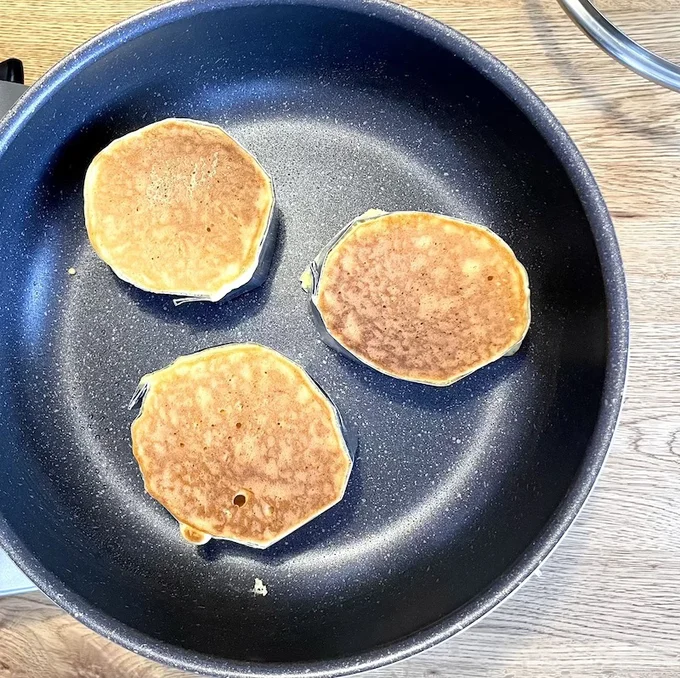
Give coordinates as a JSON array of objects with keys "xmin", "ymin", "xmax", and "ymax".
[{"xmin": 2, "ymin": 1, "xmax": 680, "ymax": 676}]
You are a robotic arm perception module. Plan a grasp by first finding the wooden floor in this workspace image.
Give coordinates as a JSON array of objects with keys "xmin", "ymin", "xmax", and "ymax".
[{"xmin": 1, "ymin": 0, "xmax": 680, "ymax": 676}]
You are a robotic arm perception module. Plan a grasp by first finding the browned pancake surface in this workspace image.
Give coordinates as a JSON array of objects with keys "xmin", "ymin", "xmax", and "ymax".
[
  {"xmin": 131, "ymin": 344, "xmax": 351, "ymax": 546},
  {"xmin": 317, "ymin": 212, "xmax": 530, "ymax": 384},
  {"xmin": 85, "ymin": 119, "xmax": 273, "ymax": 299}
]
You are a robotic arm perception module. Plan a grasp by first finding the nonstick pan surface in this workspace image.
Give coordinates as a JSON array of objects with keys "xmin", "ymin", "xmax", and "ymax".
[{"xmin": 0, "ymin": 0, "xmax": 628, "ymax": 676}]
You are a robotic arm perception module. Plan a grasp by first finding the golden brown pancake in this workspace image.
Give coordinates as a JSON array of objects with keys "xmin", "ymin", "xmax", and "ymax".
[
  {"xmin": 131, "ymin": 344, "xmax": 353, "ymax": 547},
  {"xmin": 302, "ymin": 210, "xmax": 530, "ymax": 386},
  {"xmin": 84, "ymin": 118, "xmax": 275, "ymax": 302}
]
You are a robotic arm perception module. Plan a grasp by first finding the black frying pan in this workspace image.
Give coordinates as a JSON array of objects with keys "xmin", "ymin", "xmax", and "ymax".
[{"xmin": 0, "ymin": 1, "xmax": 628, "ymax": 676}]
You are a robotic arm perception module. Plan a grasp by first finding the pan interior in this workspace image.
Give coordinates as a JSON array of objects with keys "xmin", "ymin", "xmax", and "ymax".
[{"xmin": 0, "ymin": 2, "xmax": 607, "ymax": 666}]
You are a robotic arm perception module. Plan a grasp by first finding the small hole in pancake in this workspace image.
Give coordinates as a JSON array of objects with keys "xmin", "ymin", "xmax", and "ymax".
[
  {"xmin": 233, "ymin": 494, "xmax": 247, "ymax": 507},
  {"xmin": 488, "ymin": 275, "xmax": 494, "ymax": 281},
  {"xmin": 236, "ymin": 422, "xmax": 242, "ymax": 429},
  {"xmin": 206, "ymin": 227, "xmax": 211, "ymax": 232}
]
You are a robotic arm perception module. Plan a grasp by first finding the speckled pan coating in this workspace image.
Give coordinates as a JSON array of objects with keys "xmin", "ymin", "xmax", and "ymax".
[{"xmin": 0, "ymin": 0, "xmax": 628, "ymax": 677}]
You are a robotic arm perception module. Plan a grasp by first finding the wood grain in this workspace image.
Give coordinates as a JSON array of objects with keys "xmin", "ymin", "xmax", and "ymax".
[{"xmin": 1, "ymin": 0, "xmax": 680, "ymax": 676}]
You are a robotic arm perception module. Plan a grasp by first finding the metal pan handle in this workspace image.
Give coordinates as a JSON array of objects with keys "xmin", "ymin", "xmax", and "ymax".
[{"xmin": 558, "ymin": 0, "xmax": 680, "ymax": 92}]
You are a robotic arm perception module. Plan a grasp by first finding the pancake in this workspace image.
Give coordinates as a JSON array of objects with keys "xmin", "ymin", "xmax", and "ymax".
[
  {"xmin": 84, "ymin": 118, "xmax": 275, "ymax": 304},
  {"xmin": 301, "ymin": 210, "xmax": 530, "ymax": 386},
  {"xmin": 130, "ymin": 344, "xmax": 354, "ymax": 548}
]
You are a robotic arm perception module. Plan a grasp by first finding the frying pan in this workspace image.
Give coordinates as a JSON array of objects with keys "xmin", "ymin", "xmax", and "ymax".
[{"xmin": 0, "ymin": 0, "xmax": 628, "ymax": 676}]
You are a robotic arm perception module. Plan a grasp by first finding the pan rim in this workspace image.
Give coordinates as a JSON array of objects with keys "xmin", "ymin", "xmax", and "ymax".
[{"xmin": 0, "ymin": 0, "xmax": 629, "ymax": 676}]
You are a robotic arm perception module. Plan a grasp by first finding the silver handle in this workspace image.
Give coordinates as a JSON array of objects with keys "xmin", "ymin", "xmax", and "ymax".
[{"xmin": 558, "ymin": 0, "xmax": 680, "ymax": 92}]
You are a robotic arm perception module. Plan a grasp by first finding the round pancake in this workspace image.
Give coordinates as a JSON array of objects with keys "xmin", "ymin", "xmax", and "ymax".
[
  {"xmin": 306, "ymin": 211, "xmax": 530, "ymax": 386},
  {"xmin": 131, "ymin": 344, "xmax": 353, "ymax": 548},
  {"xmin": 84, "ymin": 118, "xmax": 275, "ymax": 302}
]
